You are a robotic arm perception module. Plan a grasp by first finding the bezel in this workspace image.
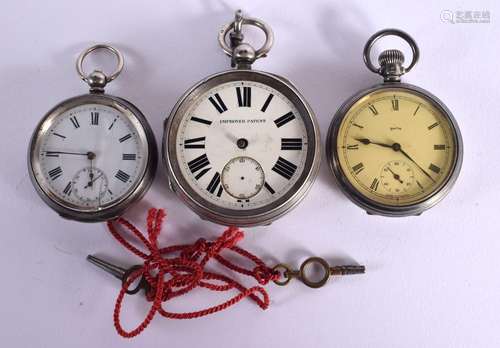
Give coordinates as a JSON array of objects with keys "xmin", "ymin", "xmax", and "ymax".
[
  {"xmin": 163, "ymin": 69, "xmax": 320, "ymax": 226},
  {"xmin": 28, "ymin": 93, "xmax": 157, "ymax": 222},
  {"xmin": 326, "ymin": 82, "xmax": 463, "ymax": 217}
]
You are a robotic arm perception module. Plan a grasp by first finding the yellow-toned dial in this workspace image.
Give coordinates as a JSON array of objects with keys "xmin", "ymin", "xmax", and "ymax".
[{"xmin": 336, "ymin": 88, "xmax": 457, "ymax": 206}]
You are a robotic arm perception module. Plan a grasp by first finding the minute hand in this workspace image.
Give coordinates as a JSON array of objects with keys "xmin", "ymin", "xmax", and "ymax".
[{"xmin": 398, "ymin": 147, "xmax": 436, "ymax": 183}]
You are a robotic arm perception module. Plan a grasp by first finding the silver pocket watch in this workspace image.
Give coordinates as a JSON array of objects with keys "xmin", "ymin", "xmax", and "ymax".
[
  {"xmin": 28, "ymin": 45, "xmax": 157, "ymax": 222},
  {"xmin": 326, "ymin": 29, "xmax": 463, "ymax": 217},
  {"xmin": 163, "ymin": 11, "xmax": 321, "ymax": 226}
]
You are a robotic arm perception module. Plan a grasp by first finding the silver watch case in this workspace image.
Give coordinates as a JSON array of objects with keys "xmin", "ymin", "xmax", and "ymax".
[
  {"xmin": 326, "ymin": 82, "xmax": 463, "ymax": 217},
  {"xmin": 28, "ymin": 93, "xmax": 158, "ymax": 222},
  {"xmin": 163, "ymin": 69, "xmax": 321, "ymax": 226}
]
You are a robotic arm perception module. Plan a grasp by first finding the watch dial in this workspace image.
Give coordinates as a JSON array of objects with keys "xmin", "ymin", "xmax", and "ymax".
[
  {"xmin": 33, "ymin": 103, "xmax": 148, "ymax": 211},
  {"xmin": 175, "ymin": 80, "xmax": 309, "ymax": 210},
  {"xmin": 335, "ymin": 88, "xmax": 458, "ymax": 206}
]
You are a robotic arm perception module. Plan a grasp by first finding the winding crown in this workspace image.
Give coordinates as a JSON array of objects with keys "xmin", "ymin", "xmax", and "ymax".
[
  {"xmin": 378, "ymin": 49, "xmax": 406, "ymax": 81},
  {"xmin": 378, "ymin": 49, "xmax": 405, "ymax": 66}
]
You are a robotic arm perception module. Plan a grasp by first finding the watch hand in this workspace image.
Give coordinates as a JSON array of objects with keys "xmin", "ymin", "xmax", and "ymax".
[
  {"xmin": 85, "ymin": 173, "xmax": 104, "ymax": 188},
  {"xmin": 355, "ymin": 138, "xmax": 393, "ymax": 149},
  {"xmin": 398, "ymin": 147, "xmax": 436, "ymax": 183},
  {"xmin": 386, "ymin": 167, "xmax": 403, "ymax": 184},
  {"xmin": 88, "ymin": 152, "xmax": 96, "ymax": 187},
  {"xmin": 356, "ymin": 138, "xmax": 437, "ymax": 184},
  {"xmin": 45, "ymin": 151, "xmax": 90, "ymax": 156},
  {"xmin": 224, "ymin": 130, "xmax": 239, "ymax": 143}
]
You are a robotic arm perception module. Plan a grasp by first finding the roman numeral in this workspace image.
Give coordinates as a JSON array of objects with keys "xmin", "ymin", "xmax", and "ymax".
[
  {"xmin": 190, "ymin": 117, "xmax": 212, "ymax": 125},
  {"xmin": 392, "ymin": 98, "xmax": 399, "ymax": 111},
  {"xmin": 261, "ymin": 93, "xmax": 274, "ymax": 112},
  {"xmin": 236, "ymin": 86, "xmax": 251, "ymax": 107},
  {"xmin": 183, "ymin": 137, "xmax": 206, "ymax": 149},
  {"xmin": 119, "ymin": 133, "xmax": 132, "ymax": 143},
  {"xmin": 413, "ymin": 104, "xmax": 421, "ymax": 116},
  {"xmin": 370, "ymin": 178, "xmax": 379, "ymax": 191},
  {"xmin": 108, "ymin": 117, "xmax": 118, "ymax": 130},
  {"xmin": 368, "ymin": 104, "xmax": 378, "ymax": 115},
  {"xmin": 264, "ymin": 182, "xmax": 275, "ymax": 194},
  {"xmin": 70, "ymin": 116, "xmax": 80, "ymax": 128},
  {"xmin": 281, "ymin": 138, "xmax": 302, "ymax": 150},
  {"xmin": 352, "ymin": 123, "xmax": 364, "ymax": 129},
  {"xmin": 434, "ymin": 144, "xmax": 446, "ymax": 150},
  {"xmin": 416, "ymin": 180, "xmax": 424, "ymax": 190},
  {"xmin": 272, "ymin": 157, "xmax": 297, "ymax": 180},
  {"xmin": 90, "ymin": 112, "xmax": 99, "ymax": 125},
  {"xmin": 63, "ymin": 181, "xmax": 72, "ymax": 195},
  {"xmin": 352, "ymin": 162, "xmax": 364, "ymax": 175},
  {"xmin": 428, "ymin": 163, "xmax": 441, "ymax": 174},
  {"xmin": 428, "ymin": 122, "xmax": 440, "ymax": 130},
  {"xmin": 209, "ymin": 93, "xmax": 227, "ymax": 113},
  {"xmin": 274, "ymin": 112, "xmax": 296, "ymax": 128},
  {"xmin": 115, "ymin": 170, "xmax": 130, "ymax": 183},
  {"xmin": 194, "ymin": 168, "xmax": 210, "ymax": 180},
  {"xmin": 206, "ymin": 172, "xmax": 223, "ymax": 197},
  {"xmin": 346, "ymin": 144, "xmax": 359, "ymax": 150},
  {"xmin": 188, "ymin": 154, "xmax": 210, "ymax": 174},
  {"xmin": 48, "ymin": 166, "xmax": 62, "ymax": 180},
  {"xmin": 122, "ymin": 153, "xmax": 136, "ymax": 160},
  {"xmin": 53, "ymin": 132, "xmax": 66, "ymax": 139}
]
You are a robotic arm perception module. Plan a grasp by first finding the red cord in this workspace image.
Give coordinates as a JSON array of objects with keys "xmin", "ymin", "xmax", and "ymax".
[{"xmin": 106, "ymin": 208, "xmax": 279, "ymax": 338}]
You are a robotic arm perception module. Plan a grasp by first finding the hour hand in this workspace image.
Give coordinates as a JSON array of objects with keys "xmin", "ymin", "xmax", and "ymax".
[{"xmin": 355, "ymin": 138, "xmax": 393, "ymax": 148}]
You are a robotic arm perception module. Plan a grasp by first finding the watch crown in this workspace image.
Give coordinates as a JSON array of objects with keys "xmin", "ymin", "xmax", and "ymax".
[
  {"xmin": 86, "ymin": 70, "xmax": 108, "ymax": 93},
  {"xmin": 378, "ymin": 49, "xmax": 405, "ymax": 66},
  {"xmin": 232, "ymin": 43, "xmax": 256, "ymax": 70},
  {"xmin": 378, "ymin": 49, "xmax": 405, "ymax": 82}
]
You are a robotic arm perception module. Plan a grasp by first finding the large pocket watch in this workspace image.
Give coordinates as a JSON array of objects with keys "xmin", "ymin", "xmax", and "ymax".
[
  {"xmin": 326, "ymin": 29, "xmax": 463, "ymax": 217},
  {"xmin": 28, "ymin": 45, "xmax": 157, "ymax": 222},
  {"xmin": 163, "ymin": 11, "xmax": 320, "ymax": 226}
]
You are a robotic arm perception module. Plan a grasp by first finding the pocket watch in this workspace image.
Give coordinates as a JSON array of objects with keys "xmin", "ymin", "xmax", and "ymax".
[
  {"xmin": 163, "ymin": 11, "xmax": 320, "ymax": 226},
  {"xmin": 28, "ymin": 45, "xmax": 157, "ymax": 222},
  {"xmin": 326, "ymin": 29, "xmax": 463, "ymax": 217}
]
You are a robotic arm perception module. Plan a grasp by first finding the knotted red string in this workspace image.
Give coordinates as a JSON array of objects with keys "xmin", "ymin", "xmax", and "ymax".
[{"xmin": 106, "ymin": 208, "xmax": 279, "ymax": 338}]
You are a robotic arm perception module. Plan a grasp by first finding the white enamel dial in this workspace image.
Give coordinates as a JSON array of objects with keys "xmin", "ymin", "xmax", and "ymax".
[
  {"xmin": 175, "ymin": 80, "xmax": 309, "ymax": 210},
  {"xmin": 35, "ymin": 104, "xmax": 148, "ymax": 211}
]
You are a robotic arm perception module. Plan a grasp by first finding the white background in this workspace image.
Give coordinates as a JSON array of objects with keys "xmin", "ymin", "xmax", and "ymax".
[{"xmin": 1, "ymin": 0, "xmax": 499, "ymax": 347}]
